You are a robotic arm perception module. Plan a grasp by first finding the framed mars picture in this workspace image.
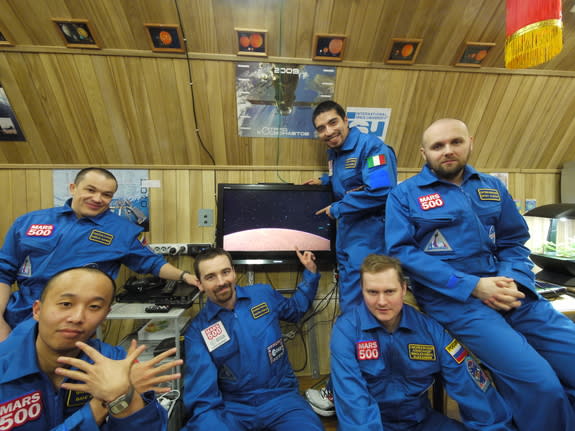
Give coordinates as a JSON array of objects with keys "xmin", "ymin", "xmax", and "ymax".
[
  {"xmin": 144, "ymin": 24, "xmax": 185, "ymax": 53},
  {"xmin": 52, "ymin": 18, "xmax": 100, "ymax": 49},
  {"xmin": 313, "ymin": 34, "xmax": 346, "ymax": 61},
  {"xmin": 235, "ymin": 28, "xmax": 267, "ymax": 56},
  {"xmin": 385, "ymin": 38, "xmax": 423, "ymax": 65},
  {"xmin": 455, "ymin": 42, "xmax": 495, "ymax": 67}
]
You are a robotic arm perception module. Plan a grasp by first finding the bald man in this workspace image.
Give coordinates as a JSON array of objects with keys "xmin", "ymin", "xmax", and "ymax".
[{"xmin": 385, "ymin": 118, "xmax": 575, "ymax": 430}]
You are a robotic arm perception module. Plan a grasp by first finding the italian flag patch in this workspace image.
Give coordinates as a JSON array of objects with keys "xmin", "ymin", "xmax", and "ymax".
[{"xmin": 367, "ymin": 154, "xmax": 386, "ymax": 168}]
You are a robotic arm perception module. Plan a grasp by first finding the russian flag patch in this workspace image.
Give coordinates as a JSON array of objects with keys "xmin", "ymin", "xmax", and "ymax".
[{"xmin": 445, "ymin": 339, "xmax": 468, "ymax": 364}]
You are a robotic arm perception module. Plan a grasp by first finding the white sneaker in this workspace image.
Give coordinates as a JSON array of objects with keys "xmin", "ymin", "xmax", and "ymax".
[{"xmin": 305, "ymin": 387, "xmax": 335, "ymax": 417}]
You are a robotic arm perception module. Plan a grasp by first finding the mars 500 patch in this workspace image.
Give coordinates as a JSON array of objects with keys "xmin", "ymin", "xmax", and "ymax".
[
  {"xmin": 26, "ymin": 224, "xmax": 54, "ymax": 237},
  {"xmin": 356, "ymin": 340, "xmax": 380, "ymax": 360},
  {"xmin": 0, "ymin": 391, "xmax": 43, "ymax": 430}
]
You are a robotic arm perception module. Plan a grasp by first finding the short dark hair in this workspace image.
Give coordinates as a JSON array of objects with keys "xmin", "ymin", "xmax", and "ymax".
[
  {"xmin": 74, "ymin": 168, "xmax": 118, "ymax": 190},
  {"xmin": 312, "ymin": 100, "xmax": 346, "ymax": 127},
  {"xmin": 360, "ymin": 254, "xmax": 405, "ymax": 285},
  {"xmin": 193, "ymin": 247, "xmax": 234, "ymax": 279},
  {"xmin": 41, "ymin": 267, "xmax": 116, "ymax": 302}
]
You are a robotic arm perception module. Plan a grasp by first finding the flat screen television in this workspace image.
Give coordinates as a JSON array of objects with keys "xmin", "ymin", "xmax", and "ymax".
[{"xmin": 216, "ymin": 183, "xmax": 336, "ymax": 265}]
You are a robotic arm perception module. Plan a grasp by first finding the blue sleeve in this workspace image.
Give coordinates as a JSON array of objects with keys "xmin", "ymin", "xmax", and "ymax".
[
  {"xmin": 0, "ymin": 217, "xmax": 23, "ymax": 285},
  {"xmin": 181, "ymin": 324, "xmax": 235, "ymax": 431},
  {"xmin": 330, "ymin": 317, "xmax": 384, "ymax": 431},
  {"xmin": 435, "ymin": 329, "xmax": 514, "ymax": 430},
  {"xmin": 320, "ymin": 173, "xmax": 331, "ymax": 185},
  {"xmin": 275, "ymin": 269, "xmax": 320, "ymax": 323},
  {"xmin": 331, "ymin": 141, "xmax": 397, "ymax": 219},
  {"xmin": 106, "ymin": 391, "xmax": 168, "ymax": 431},
  {"xmin": 493, "ymin": 186, "xmax": 534, "ymax": 289},
  {"xmin": 119, "ymin": 233, "xmax": 167, "ymax": 277},
  {"xmin": 385, "ymin": 186, "xmax": 479, "ymax": 302}
]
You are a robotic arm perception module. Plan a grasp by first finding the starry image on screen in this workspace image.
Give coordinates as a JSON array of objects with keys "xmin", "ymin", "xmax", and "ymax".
[{"xmin": 216, "ymin": 184, "xmax": 335, "ymax": 264}]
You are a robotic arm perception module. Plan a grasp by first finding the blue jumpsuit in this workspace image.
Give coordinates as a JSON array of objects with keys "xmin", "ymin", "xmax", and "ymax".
[
  {"xmin": 182, "ymin": 270, "xmax": 324, "ymax": 431},
  {"xmin": 0, "ymin": 319, "xmax": 167, "ymax": 430},
  {"xmin": 320, "ymin": 127, "xmax": 397, "ymax": 312},
  {"xmin": 0, "ymin": 199, "xmax": 167, "ymax": 328},
  {"xmin": 331, "ymin": 303, "xmax": 514, "ymax": 431},
  {"xmin": 385, "ymin": 164, "xmax": 575, "ymax": 430}
]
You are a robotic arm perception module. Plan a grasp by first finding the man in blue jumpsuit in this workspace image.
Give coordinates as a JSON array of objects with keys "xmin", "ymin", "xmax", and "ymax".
[
  {"xmin": 0, "ymin": 167, "xmax": 197, "ymax": 339},
  {"xmin": 385, "ymin": 118, "xmax": 575, "ymax": 430},
  {"xmin": 331, "ymin": 254, "xmax": 514, "ymax": 431},
  {"xmin": 304, "ymin": 100, "xmax": 397, "ymax": 414},
  {"xmin": 181, "ymin": 247, "xmax": 324, "ymax": 431},
  {"xmin": 0, "ymin": 267, "xmax": 177, "ymax": 430}
]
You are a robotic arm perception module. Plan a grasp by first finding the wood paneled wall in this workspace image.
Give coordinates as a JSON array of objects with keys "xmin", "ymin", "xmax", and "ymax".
[{"xmin": 0, "ymin": 166, "xmax": 560, "ymax": 374}]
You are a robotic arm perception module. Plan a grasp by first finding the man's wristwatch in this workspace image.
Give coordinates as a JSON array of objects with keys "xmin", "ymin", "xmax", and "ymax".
[{"xmin": 106, "ymin": 386, "xmax": 134, "ymax": 415}]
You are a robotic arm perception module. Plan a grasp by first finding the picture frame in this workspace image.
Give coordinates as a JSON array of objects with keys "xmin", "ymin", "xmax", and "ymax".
[
  {"xmin": 235, "ymin": 28, "xmax": 267, "ymax": 56},
  {"xmin": 312, "ymin": 34, "xmax": 346, "ymax": 61},
  {"xmin": 52, "ymin": 18, "xmax": 100, "ymax": 49},
  {"xmin": 455, "ymin": 42, "xmax": 496, "ymax": 67},
  {"xmin": 0, "ymin": 28, "xmax": 14, "ymax": 46},
  {"xmin": 144, "ymin": 24, "xmax": 185, "ymax": 53},
  {"xmin": 385, "ymin": 38, "xmax": 423, "ymax": 65}
]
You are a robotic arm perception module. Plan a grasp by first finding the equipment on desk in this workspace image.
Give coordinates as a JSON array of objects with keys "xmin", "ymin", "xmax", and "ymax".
[
  {"xmin": 117, "ymin": 276, "xmax": 199, "ymax": 307},
  {"xmin": 535, "ymin": 280, "xmax": 567, "ymax": 299}
]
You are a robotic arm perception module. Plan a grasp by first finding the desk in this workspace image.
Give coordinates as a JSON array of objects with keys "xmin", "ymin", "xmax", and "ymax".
[{"xmin": 548, "ymin": 294, "xmax": 575, "ymax": 321}]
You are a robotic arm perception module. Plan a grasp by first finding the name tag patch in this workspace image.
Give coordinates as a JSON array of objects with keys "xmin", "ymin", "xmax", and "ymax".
[
  {"xmin": 408, "ymin": 344, "xmax": 436, "ymax": 361},
  {"xmin": 26, "ymin": 224, "xmax": 54, "ymax": 237},
  {"xmin": 250, "ymin": 302, "xmax": 270, "ymax": 319},
  {"xmin": 356, "ymin": 340, "xmax": 380, "ymax": 360},
  {"xmin": 201, "ymin": 321, "xmax": 230, "ymax": 352},
  {"xmin": 88, "ymin": 230, "xmax": 114, "ymax": 246},
  {"xmin": 466, "ymin": 357, "xmax": 490, "ymax": 391},
  {"xmin": 477, "ymin": 188, "xmax": 500, "ymax": 201},
  {"xmin": 0, "ymin": 391, "xmax": 43, "ymax": 430},
  {"xmin": 446, "ymin": 339, "xmax": 468, "ymax": 364},
  {"xmin": 344, "ymin": 157, "xmax": 357, "ymax": 169},
  {"xmin": 267, "ymin": 339, "xmax": 285, "ymax": 364},
  {"xmin": 66, "ymin": 390, "xmax": 92, "ymax": 408},
  {"xmin": 418, "ymin": 193, "xmax": 444, "ymax": 211}
]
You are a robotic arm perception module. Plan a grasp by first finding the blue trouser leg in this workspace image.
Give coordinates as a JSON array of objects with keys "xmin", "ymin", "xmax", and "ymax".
[
  {"xmin": 418, "ymin": 291, "xmax": 575, "ymax": 431},
  {"xmin": 227, "ymin": 393, "xmax": 324, "ymax": 431}
]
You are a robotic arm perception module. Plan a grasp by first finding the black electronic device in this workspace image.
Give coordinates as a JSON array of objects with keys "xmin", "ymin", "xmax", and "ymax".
[
  {"xmin": 216, "ymin": 183, "xmax": 336, "ymax": 265},
  {"xmin": 145, "ymin": 304, "xmax": 172, "ymax": 313},
  {"xmin": 117, "ymin": 277, "xmax": 199, "ymax": 308}
]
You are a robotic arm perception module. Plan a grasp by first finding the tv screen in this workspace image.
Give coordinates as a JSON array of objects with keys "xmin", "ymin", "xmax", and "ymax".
[{"xmin": 216, "ymin": 183, "xmax": 336, "ymax": 265}]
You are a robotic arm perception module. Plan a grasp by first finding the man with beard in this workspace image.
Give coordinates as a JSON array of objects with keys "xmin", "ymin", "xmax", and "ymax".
[
  {"xmin": 181, "ymin": 247, "xmax": 324, "ymax": 431},
  {"xmin": 385, "ymin": 118, "xmax": 575, "ymax": 430}
]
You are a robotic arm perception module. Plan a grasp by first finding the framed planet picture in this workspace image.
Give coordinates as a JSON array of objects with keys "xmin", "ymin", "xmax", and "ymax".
[
  {"xmin": 235, "ymin": 28, "xmax": 267, "ymax": 56},
  {"xmin": 385, "ymin": 38, "xmax": 423, "ymax": 65},
  {"xmin": 0, "ymin": 28, "xmax": 13, "ymax": 46},
  {"xmin": 313, "ymin": 34, "xmax": 346, "ymax": 61},
  {"xmin": 455, "ymin": 42, "xmax": 495, "ymax": 67},
  {"xmin": 52, "ymin": 18, "xmax": 100, "ymax": 49},
  {"xmin": 144, "ymin": 24, "xmax": 185, "ymax": 53}
]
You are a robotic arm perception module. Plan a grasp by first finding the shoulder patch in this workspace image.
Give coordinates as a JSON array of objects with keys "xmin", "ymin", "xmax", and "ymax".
[
  {"xmin": 408, "ymin": 344, "xmax": 436, "ymax": 361},
  {"xmin": 367, "ymin": 154, "xmax": 386, "ymax": 168},
  {"xmin": 477, "ymin": 188, "xmax": 500, "ymax": 201},
  {"xmin": 250, "ymin": 302, "xmax": 270, "ymax": 319},
  {"xmin": 88, "ymin": 229, "xmax": 114, "ymax": 246},
  {"xmin": 466, "ymin": 356, "xmax": 490, "ymax": 391},
  {"xmin": 445, "ymin": 339, "xmax": 468, "ymax": 364},
  {"xmin": 0, "ymin": 391, "xmax": 43, "ymax": 430}
]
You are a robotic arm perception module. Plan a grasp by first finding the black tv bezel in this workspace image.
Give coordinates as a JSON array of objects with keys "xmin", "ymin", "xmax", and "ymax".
[{"xmin": 216, "ymin": 183, "xmax": 336, "ymax": 265}]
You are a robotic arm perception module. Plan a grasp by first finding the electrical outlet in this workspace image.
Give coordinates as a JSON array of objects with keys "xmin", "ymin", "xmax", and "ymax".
[
  {"xmin": 198, "ymin": 209, "xmax": 213, "ymax": 227},
  {"xmin": 151, "ymin": 243, "xmax": 189, "ymax": 256}
]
